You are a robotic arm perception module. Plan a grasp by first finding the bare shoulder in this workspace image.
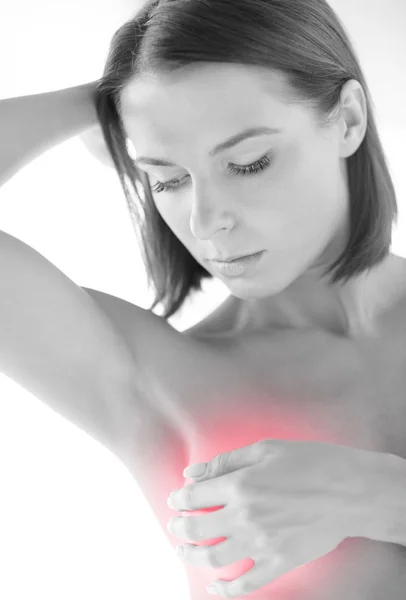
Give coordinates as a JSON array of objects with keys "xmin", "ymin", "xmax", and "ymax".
[{"xmin": 82, "ymin": 287, "xmax": 212, "ymax": 383}]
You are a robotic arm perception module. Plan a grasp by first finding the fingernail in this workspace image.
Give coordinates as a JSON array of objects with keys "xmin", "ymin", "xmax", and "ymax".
[{"xmin": 183, "ymin": 463, "xmax": 206, "ymax": 478}]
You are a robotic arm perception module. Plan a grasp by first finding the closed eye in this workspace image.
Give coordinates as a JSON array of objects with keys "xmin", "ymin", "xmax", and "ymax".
[{"xmin": 150, "ymin": 153, "xmax": 273, "ymax": 194}]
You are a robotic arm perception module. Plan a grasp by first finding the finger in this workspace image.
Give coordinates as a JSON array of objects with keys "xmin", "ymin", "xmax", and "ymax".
[
  {"xmin": 169, "ymin": 473, "xmax": 234, "ymax": 511},
  {"xmin": 203, "ymin": 440, "xmax": 274, "ymax": 481},
  {"xmin": 168, "ymin": 507, "xmax": 230, "ymax": 542},
  {"xmin": 213, "ymin": 557, "xmax": 289, "ymax": 598},
  {"xmin": 181, "ymin": 535, "xmax": 253, "ymax": 569}
]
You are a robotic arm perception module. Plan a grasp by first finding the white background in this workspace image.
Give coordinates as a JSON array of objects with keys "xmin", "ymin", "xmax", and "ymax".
[{"xmin": 0, "ymin": 1, "xmax": 405, "ymax": 598}]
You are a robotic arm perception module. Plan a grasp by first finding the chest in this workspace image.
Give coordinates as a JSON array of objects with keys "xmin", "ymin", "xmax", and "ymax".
[
  {"xmin": 173, "ymin": 324, "xmax": 406, "ymax": 600},
  {"xmin": 184, "ymin": 326, "xmax": 406, "ymax": 464}
]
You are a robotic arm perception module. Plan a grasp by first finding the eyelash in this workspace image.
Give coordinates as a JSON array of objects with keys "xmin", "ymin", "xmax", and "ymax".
[{"xmin": 150, "ymin": 154, "xmax": 273, "ymax": 194}]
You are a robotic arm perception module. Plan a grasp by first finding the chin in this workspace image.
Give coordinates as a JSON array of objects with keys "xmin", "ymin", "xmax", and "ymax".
[
  {"xmin": 228, "ymin": 266, "xmax": 300, "ymax": 299},
  {"xmin": 225, "ymin": 281, "xmax": 282, "ymax": 301}
]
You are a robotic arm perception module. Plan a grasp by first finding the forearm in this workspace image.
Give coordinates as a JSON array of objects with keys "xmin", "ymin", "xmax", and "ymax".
[{"xmin": 0, "ymin": 82, "xmax": 99, "ymax": 187}]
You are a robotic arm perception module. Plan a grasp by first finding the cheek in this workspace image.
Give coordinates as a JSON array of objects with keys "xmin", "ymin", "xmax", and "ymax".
[
  {"xmin": 154, "ymin": 200, "xmax": 193, "ymax": 242},
  {"xmin": 255, "ymin": 165, "xmax": 336, "ymax": 253},
  {"xmin": 153, "ymin": 198, "xmax": 176, "ymax": 227},
  {"xmin": 275, "ymin": 147, "xmax": 339, "ymax": 222}
]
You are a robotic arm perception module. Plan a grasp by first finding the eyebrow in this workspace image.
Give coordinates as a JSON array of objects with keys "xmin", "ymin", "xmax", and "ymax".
[{"xmin": 133, "ymin": 126, "xmax": 282, "ymax": 168}]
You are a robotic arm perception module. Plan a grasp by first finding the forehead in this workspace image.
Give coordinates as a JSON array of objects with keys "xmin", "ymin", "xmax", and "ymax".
[
  {"xmin": 121, "ymin": 63, "xmax": 290, "ymax": 106},
  {"xmin": 120, "ymin": 64, "xmax": 303, "ymax": 136}
]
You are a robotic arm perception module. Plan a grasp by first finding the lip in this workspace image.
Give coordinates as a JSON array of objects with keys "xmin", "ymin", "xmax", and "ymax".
[
  {"xmin": 209, "ymin": 251, "xmax": 264, "ymax": 263},
  {"xmin": 209, "ymin": 250, "xmax": 265, "ymax": 278}
]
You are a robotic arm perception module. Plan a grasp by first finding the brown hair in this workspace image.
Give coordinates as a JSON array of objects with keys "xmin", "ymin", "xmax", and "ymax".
[{"xmin": 94, "ymin": 0, "xmax": 398, "ymax": 320}]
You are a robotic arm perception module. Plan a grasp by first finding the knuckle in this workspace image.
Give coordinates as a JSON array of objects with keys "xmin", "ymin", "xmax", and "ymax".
[
  {"xmin": 253, "ymin": 529, "xmax": 271, "ymax": 551},
  {"xmin": 256, "ymin": 438, "xmax": 272, "ymax": 457},
  {"xmin": 183, "ymin": 485, "xmax": 194, "ymax": 508},
  {"xmin": 231, "ymin": 471, "xmax": 249, "ymax": 496},
  {"xmin": 213, "ymin": 452, "xmax": 231, "ymax": 474},
  {"xmin": 271, "ymin": 549, "xmax": 286, "ymax": 571},
  {"xmin": 185, "ymin": 517, "xmax": 198, "ymax": 540},
  {"xmin": 207, "ymin": 546, "xmax": 223, "ymax": 568},
  {"xmin": 237, "ymin": 504, "xmax": 255, "ymax": 526},
  {"xmin": 237, "ymin": 580, "xmax": 257, "ymax": 595},
  {"xmin": 204, "ymin": 455, "xmax": 217, "ymax": 477}
]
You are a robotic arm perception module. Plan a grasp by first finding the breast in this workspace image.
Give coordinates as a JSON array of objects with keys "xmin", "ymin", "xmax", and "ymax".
[{"xmin": 177, "ymin": 327, "xmax": 406, "ymax": 600}]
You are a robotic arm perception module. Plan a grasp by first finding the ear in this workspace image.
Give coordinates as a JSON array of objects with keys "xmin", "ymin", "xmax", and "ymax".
[{"xmin": 79, "ymin": 124, "xmax": 115, "ymax": 170}]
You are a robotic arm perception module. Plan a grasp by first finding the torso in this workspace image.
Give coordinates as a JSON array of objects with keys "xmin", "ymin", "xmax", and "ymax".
[{"xmin": 122, "ymin": 274, "xmax": 406, "ymax": 600}]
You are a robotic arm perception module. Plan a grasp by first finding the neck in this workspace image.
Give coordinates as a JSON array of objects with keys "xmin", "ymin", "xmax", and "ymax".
[{"xmin": 234, "ymin": 253, "xmax": 406, "ymax": 340}]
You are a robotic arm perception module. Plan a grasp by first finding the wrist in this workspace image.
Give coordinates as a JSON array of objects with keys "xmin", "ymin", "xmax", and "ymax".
[{"xmin": 66, "ymin": 81, "xmax": 100, "ymax": 132}]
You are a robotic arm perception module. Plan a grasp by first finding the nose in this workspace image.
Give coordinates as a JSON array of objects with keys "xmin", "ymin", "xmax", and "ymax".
[{"xmin": 189, "ymin": 191, "xmax": 234, "ymax": 240}]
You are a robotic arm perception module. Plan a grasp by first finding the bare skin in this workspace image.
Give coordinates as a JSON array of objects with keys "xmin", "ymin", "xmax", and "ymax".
[
  {"xmin": 109, "ymin": 260, "xmax": 406, "ymax": 600},
  {"xmin": 102, "ymin": 63, "xmax": 406, "ymax": 598},
  {"xmin": 3, "ymin": 5, "xmax": 406, "ymax": 598},
  {"xmin": 3, "ymin": 45, "xmax": 403, "ymax": 599}
]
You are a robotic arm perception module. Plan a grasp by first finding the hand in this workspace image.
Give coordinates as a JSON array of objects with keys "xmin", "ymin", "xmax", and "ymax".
[{"xmin": 167, "ymin": 439, "xmax": 378, "ymax": 598}]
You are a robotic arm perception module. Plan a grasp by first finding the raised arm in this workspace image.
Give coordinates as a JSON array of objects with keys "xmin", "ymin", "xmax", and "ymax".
[
  {"xmin": 0, "ymin": 84, "xmax": 160, "ymax": 464},
  {"xmin": 0, "ymin": 82, "xmax": 100, "ymax": 187}
]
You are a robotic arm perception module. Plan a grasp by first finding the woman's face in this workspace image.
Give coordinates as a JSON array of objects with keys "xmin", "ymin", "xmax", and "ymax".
[{"xmin": 120, "ymin": 63, "xmax": 361, "ymax": 301}]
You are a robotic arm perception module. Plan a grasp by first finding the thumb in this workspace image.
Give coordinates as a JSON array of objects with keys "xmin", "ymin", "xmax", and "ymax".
[
  {"xmin": 183, "ymin": 462, "xmax": 207, "ymax": 479},
  {"xmin": 184, "ymin": 441, "xmax": 267, "ymax": 481}
]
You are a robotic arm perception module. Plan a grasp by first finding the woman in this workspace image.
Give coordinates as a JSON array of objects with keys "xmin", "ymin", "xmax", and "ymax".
[{"xmin": 1, "ymin": 0, "xmax": 406, "ymax": 598}]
